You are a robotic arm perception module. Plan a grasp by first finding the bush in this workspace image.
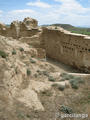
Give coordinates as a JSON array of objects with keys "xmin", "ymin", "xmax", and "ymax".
[
  {"xmin": 61, "ymin": 73, "xmax": 75, "ymax": 81},
  {"xmin": 74, "ymin": 77, "xmax": 84, "ymax": 84},
  {"xmin": 52, "ymin": 83, "xmax": 58, "ymax": 87},
  {"xmin": 37, "ymin": 70, "xmax": 42, "ymax": 75},
  {"xmin": 60, "ymin": 105, "xmax": 73, "ymax": 114},
  {"xmin": 48, "ymin": 76, "xmax": 55, "ymax": 82},
  {"xmin": 55, "ymin": 26, "xmax": 57, "ymax": 29},
  {"xmin": 34, "ymin": 73, "xmax": 38, "ymax": 78},
  {"xmin": 60, "ymin": 78, "xmax": 66, "ymax": 81},
  {"xmin": 27, "ymin": 69, "xmax": 31, "ymax": 76},
  {"xmin": 26, "ymin": 114, "xmax": 31, "ymax": 118},
  {"xmin": 60, "ymin": 73, "xmax": 68, "ymax": 77},
  {"xmin": 30, "ymin": 58, "xmax": 36, "ymax": 64},
  {"xmin": 69, "ymin": 76, "xmax": 84, "ymax": 89},
  {"xmin": 12, "ymin": 49, "xmax": 16, "ymax": 55},
  {"xmin": 41, "ymin": 90, "xmax": 52, "ymax": 96},
  {"xmin": 19, "ymin": 47, "xmax": 24, "ymax": 52},
  {"xmin": 70, "ymin": 79, "xmax": 79, "ymax": 89},
  {"xmin": 58, "ymin": 85, "xmax": 65, "ymax": 91},
  {"xmin": 15, "ymin": 67, "xmax": 18, "ymax": 74},
  {"xmin": 43, "ymin": 71, "xmax": 49, "ymax": 77},
  {"xmin": 0, "ymin": 50, "xmax": 7, "ymax": 58}
]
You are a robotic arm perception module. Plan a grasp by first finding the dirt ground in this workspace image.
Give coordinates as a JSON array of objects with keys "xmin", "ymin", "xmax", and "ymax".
[{"xmin": 0, "ymin": 36, "xmax": 90, "ymax": 120}]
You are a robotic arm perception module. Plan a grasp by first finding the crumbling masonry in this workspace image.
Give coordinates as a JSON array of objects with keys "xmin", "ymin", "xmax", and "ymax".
[{"xmin": 0, "ymin": 17, "xmax": 90, "ymax": 72}]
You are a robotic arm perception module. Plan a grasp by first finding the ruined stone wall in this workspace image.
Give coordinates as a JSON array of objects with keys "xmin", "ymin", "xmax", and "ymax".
[
  {"xmin": 0, "ymin": 17, "xmax": 39, "ymax": 39},
  {"xmin": 0, "ymin": 23, "xmax": 7, "ymax": 36},
  {"xmin": 41, "ymin": 27, "xmax": 90, "ymax": 72}
]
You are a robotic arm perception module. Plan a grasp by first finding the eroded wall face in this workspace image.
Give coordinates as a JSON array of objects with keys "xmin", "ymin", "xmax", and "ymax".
[{"xmin": 42, "ymin": 28, "xmax": 90, "ymax": 72}]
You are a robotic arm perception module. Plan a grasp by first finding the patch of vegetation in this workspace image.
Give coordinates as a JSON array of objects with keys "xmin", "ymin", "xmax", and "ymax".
[
  {"xmin": 12, "ymin": 49, "xmax": 16, "ymax": 55},
  {"xmin": 0, "ymin": 50, "xmax": 7, "ymax": 58},
  {"xmin": 70, "ymin": 79, "xmax": 79, "ymax": 89},
  {"xmin": 74, "ymin": 77, "xmax": 84, "ymax": 84},
  {"xmin": 19, "ymin": 47, "xmax": 24, "ymax": 52},
  {"xmin": 52, "ymin": 83, "xmax": 58, "ymax": 87},
  {"xmin": 17, "ymin": 112, "xmax": 25, "ymax": 119},
  {"xmin": 58, "ymin": 85, "xmax": 65, "ymax": 91},
  {"xmin": 69, "ymin": 77, "xmax": 84, "ymax": 89},
  {"xmin": 51, "ymin": 24, "xmax": 90, "ymax": 36},
  {"xmin": 29, "ymin": 45, "xmax": 33, "ymax": 48},
  {"xmin": 41, "ymin": 90, "xmax": 52, "ymax": 96},
  {"xmin": 48, "ymin": 76, "xmax": 55, "ymax": 82},
  {"xmin": 30, "ymin": 58, "xmax": 36, "ymax": 64},
  {"xmin": 60, "ymin": 73, "xmax": 68, "ymax": 77},
  {"xmin": 27, "ymin": 68, "xmax": 31, "ymax": 76},
  {"xmin": 60, "ymin": 73, "xmax": 75, "ymax": 81},
  {"xmin": 26, "ymin": 114, "xmax": 31, "ymax": 118},
  {"xmin": 55, "ymin": 26, "xmax": 57, "ymax": 29},
  {"xmin": 43, "ymin": 71, "xmax": 49, "ymax": 77},
  {"xmin": 34, "ymin": 73, "xmax": 38, "ymax": 78},
  {"xmin": 60, "ymin": 105, "xmax": 73, "ymax": 114},
  {"xmin": 60, "ymin": 73, "xmax": 84, "ymax": 89},
  {"xmin": 37, "ymin": 70, "xmax": 42, "ymax": 75},
  {"xmin": 71, "ymin": 30, "xmax": 90, "ymax": 35},
  {"xmin": 52, "ymin": 83, "xmax": 65, "ymax": 91},
  {"xmin": 15, "ymin": 67, "xmax": 18, "ymax": 74}
]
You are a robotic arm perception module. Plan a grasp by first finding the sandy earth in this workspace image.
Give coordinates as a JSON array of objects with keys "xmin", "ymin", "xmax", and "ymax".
[{"xmin": 0, "ymin": 35, "xmax": 90, "ymax": 120}]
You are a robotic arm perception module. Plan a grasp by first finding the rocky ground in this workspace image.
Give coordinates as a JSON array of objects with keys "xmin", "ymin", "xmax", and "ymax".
[{"xmin": 0, "ymin": 35, "xmax": 90, "ymax": 120}]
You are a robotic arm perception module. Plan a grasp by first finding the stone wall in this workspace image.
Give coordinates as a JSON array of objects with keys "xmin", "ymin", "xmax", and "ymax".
[
  {"xmin": 0, "ymin": 17, "xmax": 39, "ymax": 39},
  {"xmin": 41, "ymin": 27, "xmax": 90, "ymax": 72},
  {"xmin": 0, "ymin": 23, "xmax": 7, "ymax": 36}
]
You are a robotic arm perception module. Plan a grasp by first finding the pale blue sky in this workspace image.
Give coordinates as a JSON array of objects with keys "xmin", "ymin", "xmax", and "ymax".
[{"xmin": 0, "ymin": 0, "xmax": 90, "ymax": 27}]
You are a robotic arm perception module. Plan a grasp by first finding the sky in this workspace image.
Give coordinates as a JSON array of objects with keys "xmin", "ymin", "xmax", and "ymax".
[{"xmin": 0, "ymin": 0, "xmax": 90, "ymax": 27}]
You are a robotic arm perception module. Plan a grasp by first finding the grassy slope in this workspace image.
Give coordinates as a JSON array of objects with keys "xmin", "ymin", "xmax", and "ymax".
[{"xmin": 50, "ymin": 24, "xmax": 90, "ymax": 35}]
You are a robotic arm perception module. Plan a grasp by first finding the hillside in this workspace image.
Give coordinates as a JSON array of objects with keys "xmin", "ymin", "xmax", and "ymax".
[
  {"xmin": 44, "ymin": 24, "xmax": 90, "ymax": 35},
  {"xmin": 0, "ymin": 35, "xmax": 90, "ymax": 120}
]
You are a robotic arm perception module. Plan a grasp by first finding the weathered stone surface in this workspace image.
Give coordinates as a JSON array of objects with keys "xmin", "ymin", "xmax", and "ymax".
[
  {"xmin": 41, "ymin": 27, "xmax": 90, "ymax": 72},
  {"xmin": 0, "ymin": 17, "xmax": 38, "ymax": 38},
  {"xmin": 7, "ymin": 20, "xmax": 20, "ymax": 38},
  {"xmin": 0, "ymin": 22, "xmax": 7, "ymax": 36},
  {"xmin": 23, "ymin": 17, "xmax": 38, "ymax": 29}
]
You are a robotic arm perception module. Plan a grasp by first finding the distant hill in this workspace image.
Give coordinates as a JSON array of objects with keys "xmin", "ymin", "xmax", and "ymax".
[
  {"xmin": 52, "ymin": 24, "xmax": 90, "ymax": 35},
  {"xmin": 42, "ymin": 24, "xmax": 90, "ymax": 35},
  {"xmin": 6, "ymin": 24, "xmax": 10, "ymax": 27}
]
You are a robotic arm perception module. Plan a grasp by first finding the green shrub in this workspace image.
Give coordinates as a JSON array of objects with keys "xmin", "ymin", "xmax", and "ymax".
[
  {"xmin": 19, "ymin": 47, "xmax": 24, "ymax": 52},
  {"xmin": 34, "ymin": 73, "xmax": 38, "ymax": 78},
  {"xmin": 48, "ymin": 76, "xmax": 55, "ymax": 82},
  {"xmin": 27, "ymin": 69, "xmax": 31, "ymax": 76},
  {"xmin": 41, "ymin": 90, "xmax": 52, "ymax": 96},
  {"xmin": 58, "ymin": 85, "xmax": 65, "ymax": 91},
  {"xmin": 70, "ymin": 79, "xmax": 79, "ymax": 89},
  {"xmin": 60, "ymin": 105, "xmax": 73, "ymax": 114},
  {"xmin": 52, "ymin": 83, "xmax": 58, "ymax": 87},
  {"xmin": 30, "ymin": 58, "xmax": 36, "ymax": 64},
  {"xmin": 60, "ymin": 78, "xmax": 66, "ymax": 81},
  {"xmin": 69, "ymin": 76, "xmax": 84, "ymax": 89},
  {"xmin": 37, "ymin": 70, "xmax": 42, "ymax": 75},
  {"xmin": 0, "ymin": 50, "xmax": 7, "ymax": 58},
  {"xmin": 17, "ymin": 113, "xmax": 25, "ymax": 119},
  {"xmin": 43, "ymin": 71, "xmax": 49, "ymax": 77},
  {"xmin": 74, "ymin": 77, "xmax": 84, "ymax": 84},
  {"xmin": 55, "ymin": 26, "xmax": 57, "ymax": 29},
  {"xmin": 15, "ymin": 67, "xmax": 18, "ymax": 74},
  {"xmin": 26, "ymin": 114, "xmax": 31, "ymax": 118},
  {"xmin": 60, "ymin": 73, "xmax": 68, "ymax": 77},
  {"xmin": 12, "ymin": 49, "xmax": 16, "ymax": 55},
  {"xmin": 61, "ymin": 73, "xmax": 75, "ymax": 81}
]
